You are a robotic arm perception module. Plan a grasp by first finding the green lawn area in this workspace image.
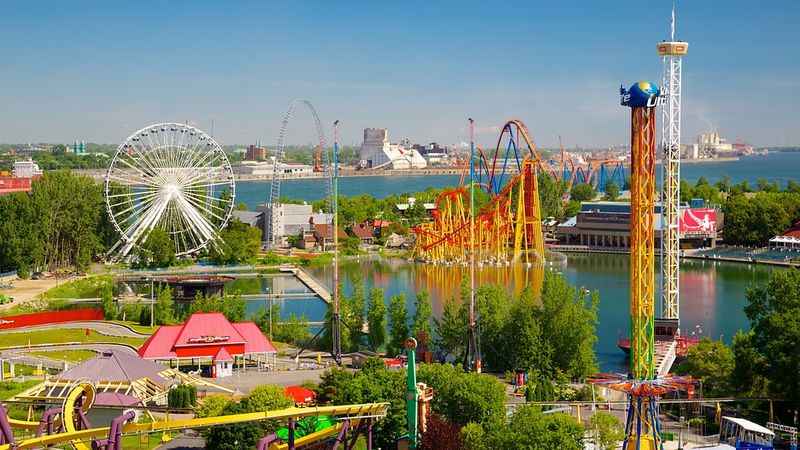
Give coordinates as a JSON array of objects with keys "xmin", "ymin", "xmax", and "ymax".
[
  {"xmin": 28, "ymin": 349, "xmax": 97, "ymax": 363},
  {"xmin": 0, "ymin": 328, "xmax": 145, "ymax": 348},
  {"xmin": 120, "ymin": 432, "xmax": 164, "ymax": 450},
  {"xmin": 0, "ymin": 379, "xmax": 40, "ymax": 400},
  {"xmin": 43, "ymin": 275, "xmax": 112, "ymax": 299},
  {"xmin": 110, "ymin": 320, "xmax": 157, "ymax": 335}
]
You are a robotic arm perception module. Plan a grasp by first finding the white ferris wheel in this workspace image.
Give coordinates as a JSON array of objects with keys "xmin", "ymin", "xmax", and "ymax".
[{"xmin": 104, "ymin": 123, "xmax": 236, "ymax": 258}]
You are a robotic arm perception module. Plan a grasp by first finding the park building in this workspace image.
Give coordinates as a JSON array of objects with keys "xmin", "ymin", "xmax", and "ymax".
[
  {"xmin": 359, "ymin": 128, "xmax": 427, "ymax": 170},
  {"xmin": 555, "ymin": 201, "xmax": 720, "ymax": 250},
  {"xmin": 233, "ymin": 160, "xmax": 313, "ymax": 177}
]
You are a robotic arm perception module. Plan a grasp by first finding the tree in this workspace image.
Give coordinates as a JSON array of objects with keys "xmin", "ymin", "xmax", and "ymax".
[
  {"xmin": 154, "ymin": 285, "xmax": 174, "ymax": 325},
  {"xmin": 590, "ymin": 411, "xmax": 624, "ymax": 450},
  {"xmin": 787, "ymin": 180, "xmax": 800, "ymax": 194},
  {"xmin": 412, "ymin": 290, "xmax": 433, "ymax": 347},
  {"xmin": 603, "ymin": 181, "xmax": 620, "ymax": 201},
  {"xmin": 674, "ymin": 338, "xmax": 734, "ymax": 397},
  {"xmin": 366, "ymin": 288, "xmax": 387, "ymax": 351},
  {"xmin": 188, "ymin": 292, "xmax": 246, "ymax": 323},
  {"xmin": 570, "ymin": 183, "xmax": 596, "ymax": 202},
  {"xmin": 344, "ymin": 276, "xmax": 366, "ymax": 350},
  {"xmin": 101, "ymin": 283, "xmax": 116, "ymax": 320},
  {"xmin": 196, "ymin": 395, "xmax": 230, "ymax": 418},
  {"xmin": 387, "ymin": 294, "xmax": 409, "ymax": 356},
  {"xmin": 419, "ymin": 414, "xmax": 464, "ymax": 450},
  {"xmin": 744, "ymin": 270, "xmax": 800, "ymax": 402},
  {"xmin": 467, "ymin": 405, "xmax": 583, "ymax": 450},
  {"xmin": 204, "ymin": 401, "xmax": 263, "ymax": 450},
  {"xmin": 139, "ymin": 228, "xmax": 176, "ymax": 268},
  {"xmin": 316, "ymin": 365, "xmax": 407, "ymax": 450},
  {"xmin": 417, "ymin": 363, "xmax": 506, "ymax": 427},
  {"xmin": 538, "ymin": 173, "xmax": 565, "ymax": 219},
  {"xmin": 246, "ymin": 384, "xmax": 293, "ymax": 412},
  {"xmin": 730, "ymin": 330, "xmax": 769, "ymax": 397},
  {"xmin": 273, "ymin": 313, "xmax": 311, "ymax": 345},
  {"xmin": 434, "ymin": 293, "xmax": 464, "ymax": 360},
  {"xmin": 340, "ymin": 236, "xmax": 360, "ymax": 256},
  {"xmin": 209, "ymin": 219, "xmax": 262, "ymax": 265}
]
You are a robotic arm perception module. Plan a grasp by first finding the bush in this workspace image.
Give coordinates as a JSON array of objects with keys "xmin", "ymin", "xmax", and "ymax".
[{"xmin": 168, "ymin": 384, "xmax": 197, "ymax": 408}]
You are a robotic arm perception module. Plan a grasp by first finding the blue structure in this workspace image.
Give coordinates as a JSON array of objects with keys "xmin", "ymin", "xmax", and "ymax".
[{"xmin": 620, "ymin": 81, "xmax": 660, "ymax": 108}]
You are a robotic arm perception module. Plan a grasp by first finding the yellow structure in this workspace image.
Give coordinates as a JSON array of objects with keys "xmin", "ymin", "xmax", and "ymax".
[
  {"xmin": 413, "ymin": 120, "xmax": 545, "ymax": 267},
  {"xmin": 1, "ymin": 382, "xmax": 389, "ymax": 450}
]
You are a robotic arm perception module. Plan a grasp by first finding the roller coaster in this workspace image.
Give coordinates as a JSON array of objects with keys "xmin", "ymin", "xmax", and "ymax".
[
  {"xmin": 412, "ymin": 119, "xmax": 545, "ymax": 266},
  {"xmin": 0, "ymin": 382, "xmax": 388, "ymax": 450}
]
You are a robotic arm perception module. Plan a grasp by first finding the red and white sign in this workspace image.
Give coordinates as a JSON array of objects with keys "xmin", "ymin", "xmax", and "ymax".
[{"xmin": 680, "ymin": 208, "xmax": 717, "ymax": 236}]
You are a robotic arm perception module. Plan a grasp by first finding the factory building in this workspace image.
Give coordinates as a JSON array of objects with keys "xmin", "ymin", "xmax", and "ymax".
[{"xmin": 359, "ymin": 128, "xmax": 427, "ymax": 170}]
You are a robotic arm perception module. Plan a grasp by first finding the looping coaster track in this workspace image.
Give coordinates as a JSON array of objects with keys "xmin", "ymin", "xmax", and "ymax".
[{"xmin": 413, "ymin": 120, "xmax": 545, "ymax": 266}]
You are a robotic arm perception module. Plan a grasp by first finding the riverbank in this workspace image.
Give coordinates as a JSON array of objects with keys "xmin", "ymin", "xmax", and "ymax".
[{"xmin": 549, "ymin": 245, "xmax": 800, "ymax": 268}]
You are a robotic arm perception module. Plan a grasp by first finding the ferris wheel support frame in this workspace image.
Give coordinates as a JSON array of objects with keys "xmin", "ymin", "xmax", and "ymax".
[{"xmin": 104, "ymin": 122, "xmax": 235, "ymax": 259}]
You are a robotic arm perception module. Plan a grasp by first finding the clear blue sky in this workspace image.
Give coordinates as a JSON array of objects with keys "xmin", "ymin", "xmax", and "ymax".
[{"xmin": 1, "ymin": 1, "xmax": 798, "ymax": 148}]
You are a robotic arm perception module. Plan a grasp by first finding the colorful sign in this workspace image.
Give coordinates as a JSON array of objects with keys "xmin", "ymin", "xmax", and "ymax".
[{"xmin": 680, "ymin": 208, "xmax": 717, "ymax": 236}]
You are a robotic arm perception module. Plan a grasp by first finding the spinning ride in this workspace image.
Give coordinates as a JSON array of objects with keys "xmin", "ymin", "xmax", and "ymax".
[{"xmin": 104, "ymin": 123, "xmax": 235, "ymax": 258}]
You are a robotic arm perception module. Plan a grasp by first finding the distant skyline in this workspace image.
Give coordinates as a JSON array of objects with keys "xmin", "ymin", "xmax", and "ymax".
[{"xmin": 1, "ymin": 1, "xmax": 798, "ymax": 148}]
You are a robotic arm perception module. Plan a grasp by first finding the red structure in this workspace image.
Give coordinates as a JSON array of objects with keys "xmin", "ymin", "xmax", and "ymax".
[
  {"xmin": 138, "ymin": 313, "xmax": 277, "ymax": 377},
  {"xmin": 0, "ymin": 308, "xmax": 104, "ymax": 330},
  {"xmin": 0, "ymin": 177, "xmax": 32, "ymax": 196}
]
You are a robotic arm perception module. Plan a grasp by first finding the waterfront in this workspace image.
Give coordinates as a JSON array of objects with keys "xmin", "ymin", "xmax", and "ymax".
[
  {"xmin": 229, "ymin": 253, "xmax": 778, "ymax": 373},
  {"xmin": 234, "ymin": 151, "xmax": 800, "ymax": 207}
]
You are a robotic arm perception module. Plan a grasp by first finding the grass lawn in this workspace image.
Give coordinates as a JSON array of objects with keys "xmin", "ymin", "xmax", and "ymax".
[
  {"xmin": 0, "ymin": 328, "xmax": 145, "ymax": 349},
  {"xmin": 110, "ymin": 320, "xmax": 157, "ymax": 335},
  {"xmin": 43, "ymin": 275, "xmax": 112, "ymax": 299},
  {"xmin": 120, "ymin": 432, "xmax": 165, "ymax": 450},
  {"xmin": 0, "ymin": 379, "xmax": 40, "ymax": 400},
  {"xmin": 28, "ymin": 349, "xmax": 97, "ymax": 363}
]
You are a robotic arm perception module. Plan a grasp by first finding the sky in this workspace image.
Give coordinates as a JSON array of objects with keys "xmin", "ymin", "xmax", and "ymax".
[{"xmin": 1, "ymin": 1, "xmax": 799, "ymax": 148}]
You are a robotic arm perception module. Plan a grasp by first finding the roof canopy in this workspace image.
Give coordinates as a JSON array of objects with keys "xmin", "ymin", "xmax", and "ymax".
[{"xmin": 139, "ymin": 313, "xmax": 277, "ymax": 360}]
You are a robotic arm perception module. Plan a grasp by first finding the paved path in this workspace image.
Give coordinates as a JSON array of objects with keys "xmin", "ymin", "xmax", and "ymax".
[
  {"xmin": 0, "ymin": 276, "xmax": 83, "ymax": 312},
  {"xmin": 0, "ymin": 321, "xmax": 150, "ymax": 338}
]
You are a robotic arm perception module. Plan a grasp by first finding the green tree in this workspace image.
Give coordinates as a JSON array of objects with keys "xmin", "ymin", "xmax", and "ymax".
[
  {"xmin": 387, "ymin": 293, "xmax": 409, "ymax": 356},
  {"xmin": 469, "ymin": 405, "xmax": 583, "ymax": 450},
  {"xmin": 344, "ymin": 276, "xmax": 366, "ymax": 350},
  {"xmin": 209, "ymin": 219, "xmax": 262, "ymax": 265},
  {"xmin": 316, "ymin": 365, "xmax": 407, "ymax": 450},
  {"xmin": 101, "ymin": 283, "xmax": 116, "ymax": 320},
  {"xmin": 744, "ymin": 269, "xmax": 800, "ymax": 402},
  {"xmin": 538, "ymin": 173, "xmax": 566, "ymax": 219},
  {"xmin": 139, "ymin": 228, "xmax": 176, "ymax": 268},
  {"xmin": 366, "ymin": 288, "xmax": 387, "ymax": 351},
  {"xmin": 412, "ymin": 290, "xmax": 433, "ymax": 345},
  {"xmin": 434, "ymin": 293, "xmax": 465, "ymax": 359},
  {"xmin": 188, "ymin": 292, "xmax": 246, "ymax": 323},
  {"xmin": 196, "ymin": 395, "xmax": 232, "ymax": 418},
  {"xmin": 786, "ymin": 180, "xmax": 800, "ymax": 194},
  {"xmin": 590, "ymin": 411, "xmax": 624, "ymax": 450},
  {"xmin": 340, "ymin": 236, "xmax": 361, "ymax": 256},
  {"xmin": 154, "ymin": 285, "xmax": 174, "ymax": 325},
  {"xmin": 417, "ymin": 363, "xmax": 506, "ymax": 427},
  {"xmin": 273, "ymin": 313, "xmax": 311, "ymax": 345},
  {"xmin": 203, "ymin": 401, "xmax": 263, "ymax": 450},
  {"xmin": 570, "ymin": 183, "xmax": 596, "ymax": 202},
  {"xmin": 246, "ymin": 384, "xmax": 293, "ymax": 412},
  {"xmin": 730, "ymin": 330, "xmax": 769, "ymax": 397},
  {"xmin": 674, "ymin": 338, "xmax": 734, "ymax": 397},
  {"xmin": 603, "ymin": 181, "xmax": 620, "ymax": 201}
]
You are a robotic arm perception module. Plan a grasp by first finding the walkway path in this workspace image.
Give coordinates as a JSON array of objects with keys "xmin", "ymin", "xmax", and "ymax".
[{"xmin": 282, "ymin": 266, "xmax": 331, "ymax": 303}]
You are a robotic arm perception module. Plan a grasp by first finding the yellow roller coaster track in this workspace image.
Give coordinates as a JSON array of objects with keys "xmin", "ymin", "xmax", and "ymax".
[{"xmin": 1, "ymin": 382, "xmax": 389, "ymax": 450}]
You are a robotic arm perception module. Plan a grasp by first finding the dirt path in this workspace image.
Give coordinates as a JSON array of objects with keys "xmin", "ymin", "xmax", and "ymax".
[{"xmin": 0, "ymin": 276, "xmax": 82, "ymax": 312}]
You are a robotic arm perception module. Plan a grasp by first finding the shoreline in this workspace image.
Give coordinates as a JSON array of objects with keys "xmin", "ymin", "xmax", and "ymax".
[{"xmin": 549, "ymin": 245, "xmax": 799, "ymax": 268}]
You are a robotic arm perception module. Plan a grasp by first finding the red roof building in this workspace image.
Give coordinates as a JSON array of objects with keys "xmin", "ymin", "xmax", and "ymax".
[{"xmin": 138, "ymin": 313, "xmax": 277, "ymax": 363}]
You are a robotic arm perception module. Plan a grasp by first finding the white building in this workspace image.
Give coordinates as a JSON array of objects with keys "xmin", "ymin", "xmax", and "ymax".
[
  {"xmin": 697, "ymin": 131, "xmax": 733, "ymax": 155},
  {"xmin": 234, "ymin": 161, "xmax": 313, "ymax": 177},
  {"xmin": 12, "ymin": 159, "xmax": 43, "ymax": 178},
  {"xmin": 259, "ymin": 203, "xmax": 332, "ymax": 246},
  {"xmin": 359, "ymin": 128, "xmax": 427, "ymax": 170}
]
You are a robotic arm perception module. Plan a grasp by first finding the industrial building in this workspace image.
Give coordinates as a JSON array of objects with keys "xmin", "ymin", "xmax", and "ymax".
[
  {"xmin": 359, "ymin": 128, "xmax": 427, "ymax": 170},
  {"xmin": 245, "ymin": 144, "xmax": 267, "ymax": 161},
  {"xmin": 234, "ymin": 160, "xmax": 313, "ymax": 177}
]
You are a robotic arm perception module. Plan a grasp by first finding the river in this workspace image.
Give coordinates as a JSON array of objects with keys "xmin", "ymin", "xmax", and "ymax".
[
  {"xmin": 234, "ymin": 151, "xmax": 800, "ymax": 207},
  {"xmin": 229, "ymin": 254, "xmax": 778, "ymax": 372}
]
